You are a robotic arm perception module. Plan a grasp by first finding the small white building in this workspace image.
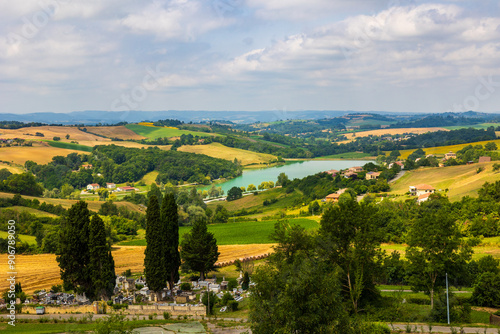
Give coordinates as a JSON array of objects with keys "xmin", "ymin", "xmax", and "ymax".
[
  {"xmin": 87, "ymin": 183, "xmax": 100, "ymax": 191},
  {"xmin": 417, "ymin": 192, "xmax": 432, "ymax": 204},
  {"xmin": 409, "ymin": 184, "xmax": 435, "ymax": 197},
  {"xmin": 106, "ymin": 183, "xmax": 116, "ymax": 189}
]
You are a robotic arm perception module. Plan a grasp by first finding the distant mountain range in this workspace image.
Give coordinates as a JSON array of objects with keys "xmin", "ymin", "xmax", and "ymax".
[{"xmin": 0, "ymin": 110, "xmax": 498, "ymax": 125}]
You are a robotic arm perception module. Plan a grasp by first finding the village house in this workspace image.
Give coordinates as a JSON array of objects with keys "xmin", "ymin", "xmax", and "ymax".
[
  {"xmin": 444, "ymin": 151, "xmax": 456, "ymax": 160},
  {"xmin": 87, "ymin": 183, "xmax": 100, "ymax": 191},
  {"xmin": 417, "ymin": 192, "xmax": 432, "ymax": 204},
  {"xmin": 106, "ymin": 183, "xmax": 116, "ymax": 189},
  {"xmin": 344, "ymin": 171, "xmax": 357, "ymax": 179},
  {"xmin": 365, "ymin": 171, "xmax": 381, "ymax": 180},
  {"xmin": 324, "ymin": 169, "xmax": 339, "ymax": 177},
  {"xmin": 478, "ymin": 156, "xmax": 492, "ymax": 163},
  {"xmin": 388, "ymin": 161, "xmax": 405, "ymax": 169},
  {"xmin": 116, "ymin": 186, "xmax": 138, "ymax": 192},
  {"xmin": 348, "ymin": 166, "xmax": 363, "ymax": 173},
  {"xmin": 409, "ymin": 184, "xmax": 435, "ymax": 197},
  {"xmin": 325, "ymin": 193, "xmax": 340, "ymax": 203},
  {"xmin": 81, "ymin": 164, "xmax": 93, "ymax": 169}
]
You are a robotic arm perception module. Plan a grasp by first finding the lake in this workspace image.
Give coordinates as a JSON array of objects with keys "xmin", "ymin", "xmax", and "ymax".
[{"xmin": 204, "ymin": 160, "xmax": 373, "ymax": 194}]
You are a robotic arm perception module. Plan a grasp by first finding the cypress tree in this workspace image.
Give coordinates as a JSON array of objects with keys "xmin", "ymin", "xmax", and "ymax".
[
  {"xmin": 161, "ymin": 193, "xmax": 180, "ymax": 292},
  {"xmin": 181, "ymin": 219, "xmax": 220, "ymax": 280},
  {"xmin": 88, "ymin": 214, "xmax": 116, "ymax": 300},
  {"xmin": 144, "ymin": 195, "xmax": 166, "ymax": 294},
  {"xmin": 57, "ymin": 200, "xmax": 91, "ymax": 295}
]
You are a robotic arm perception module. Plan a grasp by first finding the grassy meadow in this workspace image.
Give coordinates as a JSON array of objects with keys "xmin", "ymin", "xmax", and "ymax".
[
  {"xmin": 46, "ymin": 140, "xmax": 93, "ymax": 152},
  {"xmin": 0, "ymin": 206, "xmax": 59, "ymax": 218},
  {"xmin": 120, "ymin": 218, "xmax": 319, "ymax": 246},
  {"xmin": 0, "ymin": 231, "xmax": 37, "ymax": 245},
  {"xmin": 125, "ymin": 124, "xmax": 218, "ymax": 139},
  {"xmin": 178, "ymin": 142, "xmax": 277, "ymax": 166},
  {"xmin": 315, "ymin": 151, "xmax": 374, "ymax": 160},
  {"xmin": 388, "ymin": 161, "xmax": 500, "ymax": 200}
]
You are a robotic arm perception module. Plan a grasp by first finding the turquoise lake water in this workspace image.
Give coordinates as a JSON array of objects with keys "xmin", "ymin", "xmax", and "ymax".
[{"xmin": 203, "ymin": 160, "xmax": 373, "ymax": 194}]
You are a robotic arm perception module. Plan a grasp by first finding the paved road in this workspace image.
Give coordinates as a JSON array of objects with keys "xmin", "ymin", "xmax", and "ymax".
[
  {"xmin": 389, "ymin": 170, "xmax": 406, "ymax": 183},
  {"xmin": 391, "ymin": 323, "xmax": 499, "ymax": 333}
]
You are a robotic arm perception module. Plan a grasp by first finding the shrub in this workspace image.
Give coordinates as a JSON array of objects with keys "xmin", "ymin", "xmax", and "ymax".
[
  {"xmin": 227, "ymin": 279, "xmax": 238, "ymax": 291},
  {"xmin": 221, "ymin": 292, "xmax": 234, "ymax": 306},
  {"xmin": 53, "ymin": 136, "xmax": 61, "ymax": 141},
  {"xmin": 163, "ymin": 311, "xmax": 171, "ymax": 320},
  {"xmin": 472, "ymin": 272, "xmax": 500, "ymax": 307},
  {"xmin": 227, "ymin": 300, "xmax": 239, "ymax": 312},
  {"xmin": 180, "ymin": 282, "xmax": 191, "ymax": 291}
]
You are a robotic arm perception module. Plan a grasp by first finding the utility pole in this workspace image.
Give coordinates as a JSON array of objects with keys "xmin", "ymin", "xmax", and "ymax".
[{"xmin": 446, "ymin": 273, "xmax": 450, "ymax": 325}]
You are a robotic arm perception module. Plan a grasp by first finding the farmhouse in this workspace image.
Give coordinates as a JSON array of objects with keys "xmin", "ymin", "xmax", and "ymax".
[
  {"xmin": 349, "ymin": 166, "xmax": 363, "ymax": 173},
  {"xmin": 417, "ymin": 193, "xmax": 432, "ymax": 204},
  {"xmin": 444, "ymin": 151, "xmax": 456, "ymax": 160},
  {"xmin": 106, "ymin": 183, "xmax": 116, "ymax": 189},
  {"xmin": 478, "ymin": 156, "xmax": 492, "ymax": 163},
  {"xmin": 365, "ymin": 171, "xmax": 380, "ymax": 180},
  {"xmin": 325, "ymin": 193, "xmax": 340, "ymax": 202},
  {"xmin": 81, "ymin": 164, "xmax": 93, "ymax": 169},
  {"xmin": 117, "ymin": 186, "xmax": 138, "ymax": 192},
  {"xmin": 409, "ymin": 184, "xmax": 435, "ymax": 197},
  {"xmin": 344, "ymin": 171, "xmax": 357, "ymax": 179},
  {"xmin": 87, "ymin": 183, "xmax": 100, "ymax": 191},
  {"xmin": 388, "ymin": 161, "xmax": 405, "ymax": 169},
  {"xmin": 325, "ymin": 169, "xmax": 339, "ymax": 176}
]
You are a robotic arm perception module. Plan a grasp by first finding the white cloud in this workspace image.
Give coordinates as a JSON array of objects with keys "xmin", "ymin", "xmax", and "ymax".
[{"xmin": 120, "ymin": 0, "xmax": 234, "ymax": 41}]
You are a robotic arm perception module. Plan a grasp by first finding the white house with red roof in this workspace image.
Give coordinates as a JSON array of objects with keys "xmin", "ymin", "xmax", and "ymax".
[
  {"xmin": 409, "ymin": 184, "xmax": 435, "ymax": 197},
  {"xmin": 87, "ymin": 183, "xmax": 100, "ymax": 191}
]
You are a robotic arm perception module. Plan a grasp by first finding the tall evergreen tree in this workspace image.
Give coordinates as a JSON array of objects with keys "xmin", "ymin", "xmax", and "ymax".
[
  {"xmin": 57, "ymin": 200, "xmax": 91, "ymax": 295},
  {"xmin": 144, "ymin": 195, "xmax": 167, "ymax": 294},
  {"xmin": 88, "ymin": 214, "xmax": 116, "ymax": 300},
  {"xmin": 180, "ymin": 219, "xmax": 219, "ymax": 280},
  {"xmin": 161, "ymin": 193, "xmax": 180, "ymax": 291}
]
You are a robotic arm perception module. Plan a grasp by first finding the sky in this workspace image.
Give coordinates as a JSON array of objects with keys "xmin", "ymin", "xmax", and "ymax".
[{"xmin": 1, "ymin": 0, "xmax": 500, "ymax": 115}]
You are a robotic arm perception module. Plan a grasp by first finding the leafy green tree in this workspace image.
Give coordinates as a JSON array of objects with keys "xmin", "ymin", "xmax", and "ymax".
[
  {"xmin": 3, "ymin": 173, "xmax": 44, "ymax": 196},
  {"xmin": 227, "ymin": 186, "xmax": 243, "ymax": 201},
  {"xmin": 276, "ymin": 172, "xmax": 290, "ymax": 187},
  {"xmin": 161, "ymin": 193, "xmax": 180, "ymax": 292},
  {"xmin": 88, "ymin": 214, "xmax": 116, "ymax": 300},
  {"xmin": 60, "ymin": 183, "xmax": 74, "ymax": 198},
  {"xmin": 250, "ymin": 223, "xmax": 346, "ymax": 334},
  {"xmin": 99, "ymin": 201, "xmax": 119, "ymax": 216},
  {"xmin": 471, "ymin": 272, "xmax": 500, "ymax": 307},
  {"xmin": 318, "ymin": 195, "xmax": 382, "ymax": 313},
  {"xmin": 485, "ymin": 142, "xmax": 497, "ymax": 151},
  {"xmin": 0, "ymin": 168, "xmax": 12, "ymax": 182},
  {"xmin": 144, "ymin": 195, "xmax": 167, "ymax": 295},
  {"xmin": 212, "ymin": 204, "xmax": 229, "ymax": 224},
  {"xmin": 181, "ymin": 219, "xmax": 219, "ymax": 280},
  {"xmin": 201, "ymin": 291, "xmax": 220, "ymax": 315},
  {"xmin": 57, "ymin": 201, "xmax": 91, "ymax": 295},
  {"xmin": 406, "ymin": 206, "xmax": 474, "ymax": 308},
  {"xmin": 247, "ymin": 184, "xmax": 256, "ymax": 191},
  {"xmin": 147, "ymin": 183, "xmax": 163, "ymax": 203}
]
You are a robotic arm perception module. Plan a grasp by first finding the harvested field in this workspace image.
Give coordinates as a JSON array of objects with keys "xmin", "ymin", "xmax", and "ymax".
[
  {"xmin": 389, "ymin": 161, "xmax": 500, "ymax": 201},
  {"xmin": 77, "ymin": 140, "xmax": 171, "ymax": 150},
  {"xmin": 85, "ymin": 126, "xmax": 146, "ymax": 140},
  {"xmin": 0, "ymin": 146, "xmax": 84, "ymax": 165},
  {"xmin": 0, "ymin": 162, "xmax": 23, "ymax": 174},
  {"xmin": 178, "ymin": 143, "xmax": 276, "ymax": 166},
  {"xmin": 0, "ymin": 244, "xmax": 274, "ymax": 294},
  {"xmin": 341, "ymin": 127, "xmax": 447, "ymax": 143},
  {"xmin": 0, "ymin": 126, "xmax": 104, "ymax": 141}
]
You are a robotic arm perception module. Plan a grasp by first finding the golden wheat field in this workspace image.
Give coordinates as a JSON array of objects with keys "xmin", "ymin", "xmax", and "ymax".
[
  {"xmin": 0, "ymin": 146, "xmax": 84, "ymax": 165},
  {"xmin": 0, "ymin": 244, "xmax": 274, "ymax": 294},
  {"xmin": 87, "ymin": 126, "xmax": 146, "ymax": 140},
  {"xmin": 178, "ymin": 143, "xmax": 276, "ymax": 166},
  {"xmin": 0, "ymin": 126, "xmax": 105, "ymax": 141},
  {"xmin": 340, "ymin": 127, "xmax": 448, "ymax": 143}
]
